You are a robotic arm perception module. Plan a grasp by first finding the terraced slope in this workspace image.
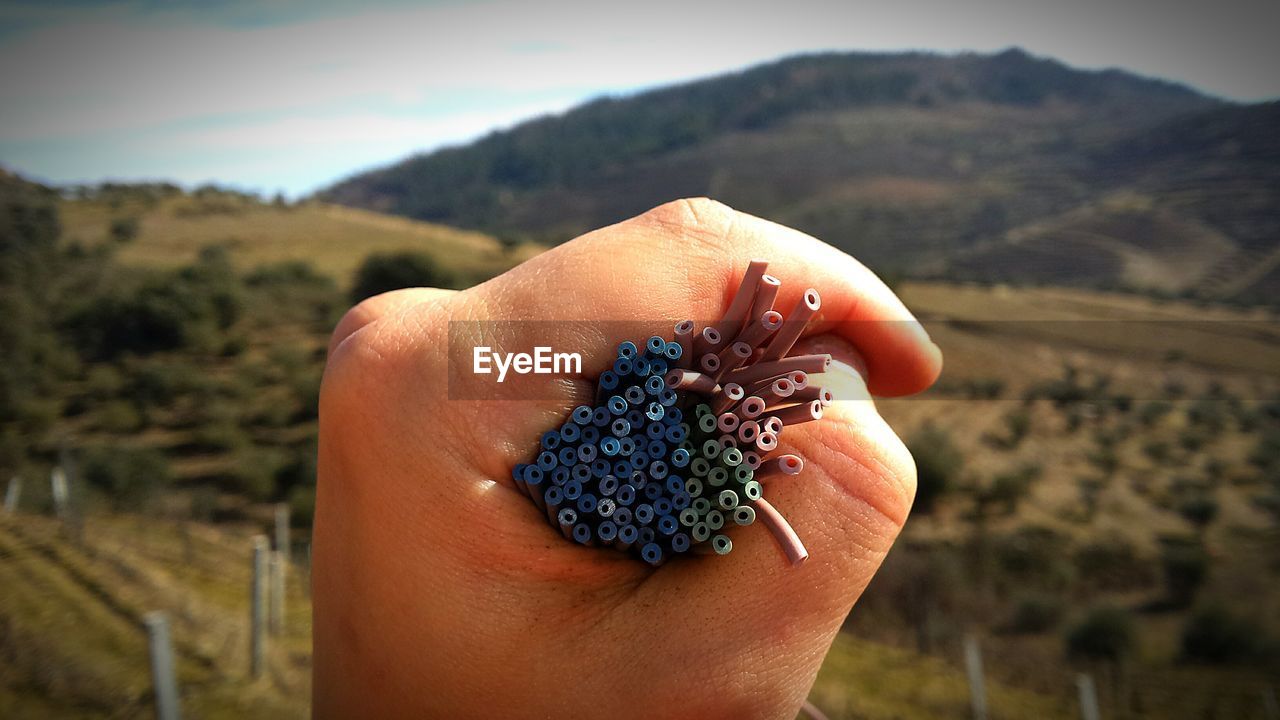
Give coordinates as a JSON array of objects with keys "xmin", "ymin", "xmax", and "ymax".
[
  {"xmin": 58, "ymin": 191, "xmax": 538, "ymax": 285},
  {"xmin": 0, "ymin": 513, "xmax": 309, "ymax": 719},
  {"xmin": 1, "ymin": 510, "xmax": 1081, "ymax": 719}
]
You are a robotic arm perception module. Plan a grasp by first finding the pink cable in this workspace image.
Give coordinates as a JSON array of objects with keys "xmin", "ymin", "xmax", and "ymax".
[
  {"xmin": 754, "ymin": 454, "xmax": 803, "ymax": 482},
  {"xmin": 754, "ymin": 497, "xmax": 808, "ymax": 567},
  {"xmin": 714, "ymin": 259, "xmax": 768, "ymax": 339},
  {"xmin": 761, "ymin": 288, "xmax": 821, "ymax": 362},
  {"xmin": 724, "ymin": 354, "xmax": 830, "ymax": 387}
]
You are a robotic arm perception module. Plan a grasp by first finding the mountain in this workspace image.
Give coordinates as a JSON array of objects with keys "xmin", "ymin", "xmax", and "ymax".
[{"xmin": 321, "ymin": 49, "xmax": 1280, "ymax": 303}]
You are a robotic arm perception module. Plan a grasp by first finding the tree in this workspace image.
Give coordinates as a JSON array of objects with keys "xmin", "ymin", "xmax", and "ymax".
[
  {"xmin": 109, "ymin": 217, "xmax": 139, "ymax": 243},
  {"xmin": 1177, "ymin": 495, "xmax": 1219, "ymax": 530},
  {"xmin": 1159, "ymin": 536, "xmax": 1208, "ymax": 608},
  {"xmin": 351, "ymin": 251, "xmax": 459, "ymax": 302},
  {"xmin": 1066, "ymin": 606, "xmax": 1136, "ymax": 662},
  {"xmin": 81, "ymin": 446, "xmax": 172, "ymax": 511},
  {"xmin": 1181, "ymin": 605, "xmax": 1265, "ymax": 663},
  {"xmin": 907, "ymin": 423, "xmax": 962, "ymax": 513}
]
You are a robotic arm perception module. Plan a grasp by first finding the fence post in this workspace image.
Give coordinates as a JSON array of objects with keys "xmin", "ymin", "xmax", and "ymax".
[
  {"xmin": 269, "ymin": 551, "xmax": 285, "ymax": 636},
  {"xmin": 1077, "ymin": 673, "xmax": 1101, "ymax": 720},
  {"xmin": 303, "ymin": 541, "xmax": 312, "ymax": 598},
  {"xmin": 4, "ymin": 476, "xmax": 20, "ymax": 513},
  {"xmin": 50, "ymin": 467, "xmax": 68, "ymax": 520},
  {"xmin": 274, "ymin": 503, "xmax": 290, "ymax": 559},
  {"xmin": 250, "ymin": 535, "xmax": 268, "ymax": 678},
  {"xmin": 271, "ymin": 503, "xmax": 289, "ymax": 635},
  {"xmin": 1264, "ymin": 684, "xmax": 1278, "ymax": 720},
  {"xmin": 963, "ymin": 634, "xmax": 988, "ymax": 720},
  {"xmin": 144, "ymin": 611, "xmax": 182, "ymax": 720}
]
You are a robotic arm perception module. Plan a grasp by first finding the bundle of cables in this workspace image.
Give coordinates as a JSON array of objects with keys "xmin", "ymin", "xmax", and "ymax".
[{"xmin": 512, "ymin": 260, "xmax": 835, "ymax": 566}]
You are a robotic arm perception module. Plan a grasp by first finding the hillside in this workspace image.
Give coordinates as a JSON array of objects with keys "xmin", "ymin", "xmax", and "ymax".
[
  {"xmin": 0, "ymin": 510, "xmax": 1079, "ymax": 719},
  {"xmin": 1, "ymin": 178, "xmax": 541, "ymax": 533},
  {"xmin": 0, "ymin": 513, "xmax": 310, "ymax": 718},
  {"xmin": 321, "ymin": 49, "xmax": 1280, "ymax": 304},
  {"xmin": 57, "ymin": 184, "xmax": 538, "ymax": 282},
  {"xmin": 4, "ymin": 278, "xmax": 1278, "ymax": 717},
  {"xmin": 5, "ymin": 170, "xmax": 1278, "ymax": 714}
]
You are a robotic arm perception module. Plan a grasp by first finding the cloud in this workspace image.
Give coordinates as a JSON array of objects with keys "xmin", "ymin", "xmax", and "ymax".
[{"xmin": 1, "ymin": 0, "xmax": 1277, "ymax": 195}]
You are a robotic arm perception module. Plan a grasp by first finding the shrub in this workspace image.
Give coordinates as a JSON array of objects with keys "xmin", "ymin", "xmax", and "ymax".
[
  {"xmin": 994, "ymin": 525, "xmax": 1073, "ymax": 589},
  {"xmin": 290, "ymin": 369, "xmax": 321, "ymax": 422},
  {"xmin": 1074, "ymin": 535, "xmax": 1155, "ymax": 591},
  {"xmin": 1177, "ymin": 495, "xmax": 1219, "ymax": 530},
  {"xmin": 1087, "ymin": 443, "xmax": 1119, "ymax": 477},
  {"xmin": 1004, "ymin": 592, "xmax": 1063, "ymax": 634},
  {"xmin": 1178, "ymin": 427, "xmax": 1209, "ymax": 452},
  {"xmin": 1002, "ymin": 410, "xmax": 1030, "ymax": 445},
  {"xmin": 1139, "ymin": 400, "xmax": 1173, "ymax": 427},
  {"xmin": 189, "ymin": 419, "xmax": 250, "ymax": 453},
  {"xmin": 245, "ymin": 260, "xmax": 341, "ymax": 328},
  {"xmin": 1066, "ymin": 606, "xmax": 1136, "ymax": 662},
  {"xmin": 189, "ymin": 486, "xmax": 219, "ymax": 522},
  {"xmin": 1143, "ymin": 440, "xmax": 1171, "ymax": 463},
  {"xmin": 81, "ymin": 445, "xmax": 172, "ymax": 511},
  {"xmin": 125, "ymin": 359, "xmax": 211, "ymax": 409},
  {"xmin": 274, "ymin": 440, "xmax": 317, "ymax": 495},
  {"xmin": 938, "ymin": 377, "xmax": 1005, "ymax": 400},
  {"xmin": 1250, "ymin": 429, "xmax": 1280, "ymax": 472},
  {"xmin": 288, "ymin": 485, "xmax": 316, "ymax": 528},
  {"xmin": 966, "ymin": 378, "xmax": 1006, "ymax": 399},
  {"xmin": 223, "ymin": 445, "xmax": 285, "ymax": 502},
  {"xmin": 1159, "ymin": 536, "xmax": 1208, "ymax": 607},
  {"xmin": 64, "ymin": 248, "xmax": 244, "ymax": 359},
  {"xmin": 351, "ymin": 251, "xmax": 459, "ymax": 302},
  {"xmin": 1028, "ymin": 365, "xmax": 1089, "ymax": 407},
  {"xmin": 1187, "ymin": 398, "xmax": 1228, "ymax": 436},
  {"xmin": 95, "ymin": 400, "xmax": 144, "ymax": 433},
  {"xmin": 109, "ymin": 216, "xmax": 139, "ymax": 243},
  {"xmin": 1063, "ymin": 407, "xmax": 1084, "ymax": 433},
  {"xmin": 861, "ymin": 541, "xmax": 964, "ymax": 653},
  {"xmin": 1077, "ymin": 476, "xmax": 1106, "ymax": 518},
  {"xmin": 1180, "ymin": 605, "xmax": 1265, "ymax": 663},
  {"xmin": 908, "ymin": 423, "xmax": 962, "ymax": 513},
  {"xmin": 984, "ymin": 409, "xmax": 1030, "ymax": 450},
  {"xmin": 983, "ymin": 463, "xmax": 1041, "ymax": 514}
]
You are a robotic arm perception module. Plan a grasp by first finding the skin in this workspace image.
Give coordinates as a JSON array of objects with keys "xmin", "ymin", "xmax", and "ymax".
[{"xmin": 313, "ymin": 198, "xmax": 943, "ymax": 719}]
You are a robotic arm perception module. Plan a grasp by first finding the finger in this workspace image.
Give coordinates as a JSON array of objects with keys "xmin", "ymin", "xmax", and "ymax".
[
  {"xmin": 618, "ymin": 336, "xmax": 912, "ymax": 715},
  {"xmin": 328, "ymin": 287, "xmax": 457, "ymax": 356},
  {"xmin": 671, "ymin": 331, "xmax": 909, "ymax": 587},
  {"xmin": 466, "ymin": 198, "xmax": 941, "ymax": 397},
  {"xmin": 792, "ymin": 333, "xmax": 869, "ymax": 390}
]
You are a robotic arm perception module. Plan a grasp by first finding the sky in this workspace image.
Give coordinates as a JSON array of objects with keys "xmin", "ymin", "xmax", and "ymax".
[{"xmin": 1, "ymin": 0, "xmax": 1277, "ymax": 197}]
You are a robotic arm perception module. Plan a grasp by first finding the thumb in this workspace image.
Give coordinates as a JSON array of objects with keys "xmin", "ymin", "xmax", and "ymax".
[{"xmin": 613, "ymin": 332, "xmax": 916, "ymax": 717}]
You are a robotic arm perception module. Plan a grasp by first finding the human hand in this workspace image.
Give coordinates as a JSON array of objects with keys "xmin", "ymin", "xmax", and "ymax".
[{"xmin": 313, "ymin": 199, "xmax": 942, "ymax": 719}]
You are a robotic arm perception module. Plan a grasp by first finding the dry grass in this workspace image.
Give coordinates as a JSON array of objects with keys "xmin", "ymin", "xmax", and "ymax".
[
  {"xmin": 810, "ymin": 632, "xmax": 1072, "ymax": 719},
  {"xmin": 59, "ymin": 196, "xmax": 542, "ymax": 285},
  {"xmin": 0, "ymin": 513, "xmax": 309, "ymax": 718}
]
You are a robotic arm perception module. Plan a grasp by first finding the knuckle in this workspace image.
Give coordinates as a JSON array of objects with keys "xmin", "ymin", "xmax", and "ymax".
[
  {"xmin": 329, "ymin": 296, "xmax": 384, "ymax": 353},
  {"xmin": 636, "ymin": 198, "xmax": 740, "ymax": 262},
  {"xmin": 321, "ymin": 305, "xmax": 439, "ymax": 417},
  {"xmin": 640, "ymin": 197, "xmax": 735, "ymax": 235}
]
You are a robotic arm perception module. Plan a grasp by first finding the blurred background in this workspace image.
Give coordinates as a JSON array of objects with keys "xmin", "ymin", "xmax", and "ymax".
[{"xmin": 2, "ymin": 0, "xmax": 1278, "ymax": 717}]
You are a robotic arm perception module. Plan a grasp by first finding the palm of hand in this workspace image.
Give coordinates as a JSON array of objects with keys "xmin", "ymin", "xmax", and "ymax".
[{"xmin": 313, "ymin": 199, "xmax": 941, "ymax": 719}]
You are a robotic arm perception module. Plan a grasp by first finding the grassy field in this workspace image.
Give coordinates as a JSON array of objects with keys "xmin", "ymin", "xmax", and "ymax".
[
  {"xmin": 853, "ymin": 282, "xmax": 1280, "ymax": 718},
  {"xmin": 0, "ymin": 513, "xmax": 309, "ymax": 719},
  {"xmin": 7, "ymin": 277, "xmax": 1277, "ymax": 717},
  {"xmin": 59, "ymin": 190, "xmax": 541, "ymax": 285},
  {"xmin": 2, "ymin": 510, "xmax": 1085, "ymax": 719},
  {"xmin": 6, "ymin": 183, "xmax": 1279, "ymax": 717}
]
